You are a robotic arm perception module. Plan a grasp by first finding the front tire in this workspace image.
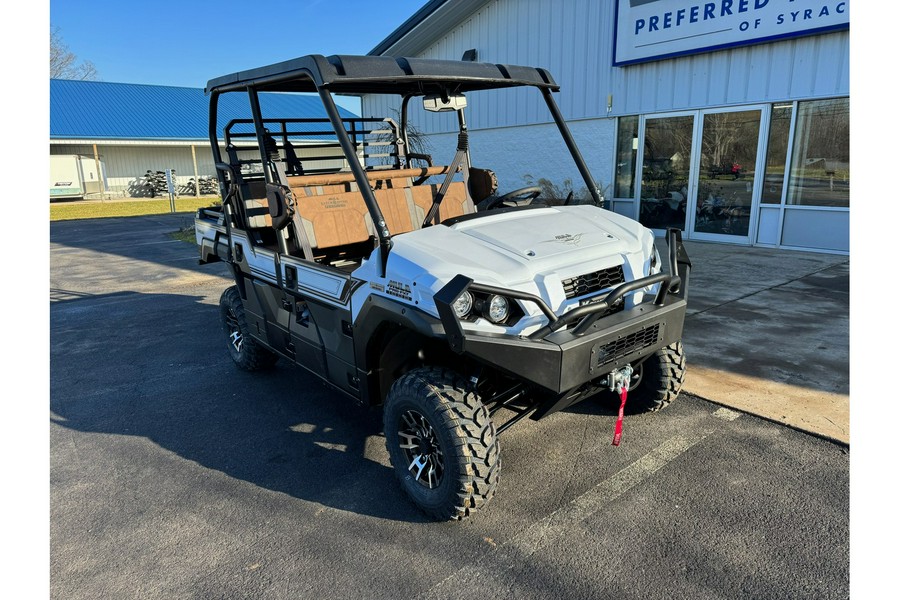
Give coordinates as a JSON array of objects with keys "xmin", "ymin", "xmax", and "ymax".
[
  {"xmin": 219, "ymin": 286, "xmax": 278, "ymax": 371},
  {"xmin": 625, "ymin": 341, "xmax": 686, "ymax": 412},
  {"xmin": 383, "ymin": 367, "xmax": 501, "ymax": 521}
]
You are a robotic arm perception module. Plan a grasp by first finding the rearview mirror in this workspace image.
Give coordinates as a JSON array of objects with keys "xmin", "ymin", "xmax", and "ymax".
[{"xmin": 423, "ymin": 93, "xmax": 467, "ymax": 112}]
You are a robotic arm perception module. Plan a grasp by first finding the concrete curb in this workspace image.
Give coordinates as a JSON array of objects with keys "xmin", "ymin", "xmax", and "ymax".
[{"xmin": 684, "ymin": 366, "xmax": 849, "ymax": 445}]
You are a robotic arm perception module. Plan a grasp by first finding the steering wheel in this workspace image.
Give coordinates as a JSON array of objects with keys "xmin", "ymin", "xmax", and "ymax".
[{"xmin": 479, "ymin": 186, "xmax": 542, "ymax": 211}]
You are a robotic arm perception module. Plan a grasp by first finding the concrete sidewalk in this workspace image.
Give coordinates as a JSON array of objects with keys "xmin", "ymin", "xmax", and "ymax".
[{"xmin": 657, "ymin": 238, "xmax": 850, "ymax": 444}]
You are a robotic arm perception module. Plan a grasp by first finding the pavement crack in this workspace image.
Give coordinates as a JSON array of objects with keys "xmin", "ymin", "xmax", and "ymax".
[
  {"xmin": 69, "ymin": 431, "xmax": 83, "ymax": 466},
  {"xmin": 822, "ymin": 416, "xmax": 845, "ymax": 433}
]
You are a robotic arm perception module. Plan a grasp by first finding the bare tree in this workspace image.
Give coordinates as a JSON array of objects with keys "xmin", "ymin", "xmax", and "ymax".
[{"xmin": 50, "ymin": 26, "xmax": 98, "ymax": 80}]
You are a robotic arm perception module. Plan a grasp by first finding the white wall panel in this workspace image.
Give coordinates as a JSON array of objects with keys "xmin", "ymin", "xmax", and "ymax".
[
  {"xmin": 50, "ymin": 142, "xmax": 342, "ymax": 196},
  {"xmin": 365, "ymin": 0, "xmax": 624, "ymax": 132},
  {"xmin": 782, "ymin": 209, "xmax": 849, "ymax": 252},
  {"xmin": 360, "ymin": 0, "xmax": 848, "ymax": 220},
  {"xmin": 364, "ymin": 1, "xmax": 848, "ymax": 123},
  {"xmin": 613, "ymin": 30, "xmax": 848, "ymax": 114},
  {"xmin": 50, "ymin": 144, "xmax": 211, "ymax": 194},
  {"xmin": 756, "ymin": 206, "xmax": 782, "ymax": 246},
  {"xmin": 748, "ymin": 44, "xmax": 772, "ymax": 99},
  {"xmin": 415, "ymin": 118, "xmax": 616, "ymax": 203}
]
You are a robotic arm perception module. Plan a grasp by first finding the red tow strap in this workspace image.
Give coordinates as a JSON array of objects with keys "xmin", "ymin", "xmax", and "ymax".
[{"xmin": 612, "ymin": 387, "xmax": 628, "ymax": 446}]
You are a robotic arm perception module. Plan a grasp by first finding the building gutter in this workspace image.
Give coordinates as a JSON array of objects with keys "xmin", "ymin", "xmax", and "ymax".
[
  {"xmin": 368, "ymin": 0, "xmax": 450, "ymax": 56},
  {"xmin": 49, "ymin": 138, "xmax": 335, "ymax": 147},
  {"xmin": 50, "ymin": 138, "xmax": 208, "ymax": 146}
]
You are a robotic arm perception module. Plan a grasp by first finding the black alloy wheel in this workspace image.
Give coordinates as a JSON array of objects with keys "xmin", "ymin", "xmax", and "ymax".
[
  {"xmin": 397, "ymin": 409, "xmax": 445, "ymax": 489},
  {"xmin": 219, "ymin": 286, "xmax": 278, "ymax": 371},
  {"xmin": 383, "ymin": 367, "xmax": 501, "ymax": 521}
]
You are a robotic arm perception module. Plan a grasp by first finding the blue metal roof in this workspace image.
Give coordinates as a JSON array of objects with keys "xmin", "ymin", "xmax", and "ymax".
[{"xmin": 50, "ymin": 79, "xmax": 357, "ymax": 141}]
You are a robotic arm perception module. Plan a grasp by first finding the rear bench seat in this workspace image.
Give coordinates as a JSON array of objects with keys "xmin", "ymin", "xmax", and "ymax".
[{"xmin": 284, "ymin": 167, "xmax": 474, "ymax": 251}]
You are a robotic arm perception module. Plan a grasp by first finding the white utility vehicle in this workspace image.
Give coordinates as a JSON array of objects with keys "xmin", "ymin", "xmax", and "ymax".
[{"xmin": 195, "ymin": 55, "xmax": 691, "ymax": 521}]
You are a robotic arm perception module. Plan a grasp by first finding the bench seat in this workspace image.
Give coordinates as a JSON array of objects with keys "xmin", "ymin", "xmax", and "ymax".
[{"xmin": 286, "ymin": 169, "xmax": 473, "ymax": 250}]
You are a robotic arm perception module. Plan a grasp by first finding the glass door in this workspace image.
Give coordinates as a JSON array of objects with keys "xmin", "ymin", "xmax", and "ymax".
[
  {"xmin": 688, "ymin": 108, "xmax": 764, "ymax": 243},
  {"xmin": 637, "ymin": 114, "xmax": 695, "ymax": 233}
]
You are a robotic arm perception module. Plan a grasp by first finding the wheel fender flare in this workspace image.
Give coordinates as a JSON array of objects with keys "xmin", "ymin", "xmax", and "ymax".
[{"xmin": 352, "ymin": 295, "xmax": 446, "ymax": 404}]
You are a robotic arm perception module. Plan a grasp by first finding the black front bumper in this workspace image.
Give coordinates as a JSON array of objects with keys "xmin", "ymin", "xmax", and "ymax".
[{"xmin": 433, "ymin": 228, "xmax": 692, "ymax": 396}]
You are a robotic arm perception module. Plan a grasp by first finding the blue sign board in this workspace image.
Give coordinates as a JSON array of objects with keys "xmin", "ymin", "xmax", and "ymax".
[{"xmin": 614, "ymin": 0, "xmax": 850, "ymax": 66}]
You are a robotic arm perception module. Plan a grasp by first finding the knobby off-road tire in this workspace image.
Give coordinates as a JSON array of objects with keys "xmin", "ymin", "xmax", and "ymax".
[
  {"xmin": 625, "ymin": 341, "xmax": 686, "ymax": 413},
  {"xmin": 383, "ymin": 367, "xmax": 501, "ymax": 521},
  {"xmin": 219, "ymin": 286, "xmax": 278, "ymax": 372}
]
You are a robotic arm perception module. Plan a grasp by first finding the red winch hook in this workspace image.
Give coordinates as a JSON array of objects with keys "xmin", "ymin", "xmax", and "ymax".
[{"xmin": 609, "ymin": 365, "xmax": 632, "ymax": 447}]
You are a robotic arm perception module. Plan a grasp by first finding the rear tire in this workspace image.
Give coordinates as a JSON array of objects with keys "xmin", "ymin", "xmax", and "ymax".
[
  {"xmin": 383, "ymin": 367, "xmax": 501, "ymax": 521},
  {"xmin": 625, "ymin": 342, "xmax": 686, "ymax": 413},
  {"xmin": 219, "ymin": 286, "xmax": 278, "ymax": 371}
]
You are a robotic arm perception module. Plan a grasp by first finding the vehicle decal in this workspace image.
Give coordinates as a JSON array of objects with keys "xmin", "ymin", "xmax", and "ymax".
[
  {"xmin": 386, "ymin": 280, "xmax": 413, "ymax": 301},
  {"xmin": 543, "ymin": 233, "xmax": 585, "ymax": 246}
]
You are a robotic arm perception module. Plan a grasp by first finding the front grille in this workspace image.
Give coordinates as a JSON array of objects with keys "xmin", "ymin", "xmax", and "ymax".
[
  {"xmin": 593, "ymin": 324, "xmax": 661, "ymax": 367},
  {"xmin": 563, "ymin": 265, "xmax": 625, "ymax": 299}
]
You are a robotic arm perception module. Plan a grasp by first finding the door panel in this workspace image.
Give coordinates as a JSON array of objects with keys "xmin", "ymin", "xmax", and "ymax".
[
  {"xmin": 638, "ymin": 115, "xmax": 694, "ymax": 232},
  {"xmin": 692, "ymin": 110, "xmax": 761, "ymax": 240},
  {"xmin": 288, "ymin": 298, "xmax": 327, "ymax": 374}
]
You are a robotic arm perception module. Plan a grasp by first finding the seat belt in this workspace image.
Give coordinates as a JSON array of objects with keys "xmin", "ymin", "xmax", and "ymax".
[
  {"xmin": 283, "ymin": 140, "xmax": 304, "ymax": 175},
  {"xmin": 270, "ymin": 157, "xmax": 315, "ymax": 261},
  {"xmin": 423, "ymin": 131, "xmax": 469, "ymax": 226}
]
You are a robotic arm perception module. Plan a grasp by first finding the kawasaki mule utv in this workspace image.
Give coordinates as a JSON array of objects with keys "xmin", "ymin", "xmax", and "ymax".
[{"xmin": 195, "ymin": 54, "xmax": 691, "ymax": 521}]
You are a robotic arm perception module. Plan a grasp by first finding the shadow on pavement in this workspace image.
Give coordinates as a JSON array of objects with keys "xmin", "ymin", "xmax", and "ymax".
[
  {"xmin": 657, "ymin": 240, "xmax": 849, "ymax": 397},
  {"xmin": 50, "ymin": 288, "xmax": 430, "ymax": 523},
  {"xmin": 50, "ymin": 213, "xmax": 221, "ymax": 278}
]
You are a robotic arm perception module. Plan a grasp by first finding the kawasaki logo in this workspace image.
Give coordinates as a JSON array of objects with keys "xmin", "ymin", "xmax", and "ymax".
[{"xmin": 544, "ymin": 233, "xmax": 584, "ymax": 246}]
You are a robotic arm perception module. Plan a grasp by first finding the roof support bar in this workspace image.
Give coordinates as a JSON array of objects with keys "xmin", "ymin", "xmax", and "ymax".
[
  {"xmin": 248, "ymin": 87, "xmax": 291, "ymax": 256},
  {"xmin": 318, "ymin": 87, "xmax": 393, "ymax": 276},
  {"xmin": 208, "ymin": 91, "xmax": 225, "ymax": 180},
  {"xmin": 540, "ymin": 88, "xmax": 605, "ymax": 207},
  {"xmin": 248, "ymin": 87, "xmax": 274, "ymax": 182}
]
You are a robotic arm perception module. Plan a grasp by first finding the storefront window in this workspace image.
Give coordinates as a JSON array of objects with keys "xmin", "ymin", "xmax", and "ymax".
[
  {"xmin": 614, "ymin": 116, "xmax": 638, "ymax": 198},
  {"xmin": 761, "ymin": 104, "xmax": 793, "ymax": 204},
  {"xmin": 639, "ymin": 115, "xmax": 693, "ymax": 231},
  {"xmin": 787, "ymin": 98, "xmax": 849, "ymax": 207},
  {"xmin": 694, "ymin": 110, "xmax": 761, "ymax": 237}
]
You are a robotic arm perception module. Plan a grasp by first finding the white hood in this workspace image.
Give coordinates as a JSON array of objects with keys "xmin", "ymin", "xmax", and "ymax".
[
  {"xmin": 388, "ymin": 205, "xmax": 649, "ymax": 286},
  {"xmin": 457, "ymin": 206, "xmax": 638, "ymax": 261},
  {"xmin": 350, "ymin": 204, "xmax": 657, "ymax": 328}
]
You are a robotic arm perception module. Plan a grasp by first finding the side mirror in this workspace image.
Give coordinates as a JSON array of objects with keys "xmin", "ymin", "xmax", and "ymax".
[{"xmin": 423, "ymin": 93, "xmax": 467, "ymax": 112}]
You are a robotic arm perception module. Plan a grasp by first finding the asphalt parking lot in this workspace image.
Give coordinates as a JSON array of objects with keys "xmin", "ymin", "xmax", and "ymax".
[{"xmin": 50, "ymin": 213, "xmax": 849, "ymax": 599}]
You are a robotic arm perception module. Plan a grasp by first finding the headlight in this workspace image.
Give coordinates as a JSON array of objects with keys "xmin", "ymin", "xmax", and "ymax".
[
  {"xmin": 451, "ymin": 288, "xmax": 521, "ymax": 326},
  {"xmin": 486, "ymin": 295, "xmax": 510, "ymax": 323},
  {"xmin": 452, "ymin": 291, "xmax": 473, "ymax": 318}
]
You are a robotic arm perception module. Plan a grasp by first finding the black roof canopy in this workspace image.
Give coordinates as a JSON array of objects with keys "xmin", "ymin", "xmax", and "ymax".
[{"xmin": 206, "ymin": 54, "xmax": 559, "ymax": 96}]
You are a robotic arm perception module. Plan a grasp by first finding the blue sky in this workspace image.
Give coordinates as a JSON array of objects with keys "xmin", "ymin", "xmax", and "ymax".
[{"xmin": 50, "ymin": 0, "xmax": 431, "ymax": 111}]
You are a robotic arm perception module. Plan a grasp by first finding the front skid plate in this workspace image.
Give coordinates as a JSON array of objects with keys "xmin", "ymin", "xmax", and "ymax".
[{"xmin": 461, "ymin": 299, "xmax": 686, "ymax": 395}]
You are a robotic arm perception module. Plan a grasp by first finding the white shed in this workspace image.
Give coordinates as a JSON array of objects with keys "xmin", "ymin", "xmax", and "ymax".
[{"xmin": 50, "ymin": 79, "xmax": 358, "ymax": 199}]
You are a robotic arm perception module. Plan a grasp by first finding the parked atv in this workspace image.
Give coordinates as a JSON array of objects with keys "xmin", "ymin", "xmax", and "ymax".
[{"xmin": 195, "ymin": 54, "xmax": 691, "ymax": 520}]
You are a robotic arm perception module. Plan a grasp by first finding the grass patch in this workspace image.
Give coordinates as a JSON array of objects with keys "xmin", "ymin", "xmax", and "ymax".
[
  {"xmin": 169, "ymin": 225, "xmax": 196, "ymax": 244},
  {"xmin": 50, "ymin": 198, "xmax": 219, "ymax": 222}
]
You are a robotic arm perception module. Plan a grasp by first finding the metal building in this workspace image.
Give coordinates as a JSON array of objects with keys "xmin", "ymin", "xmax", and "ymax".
[
  {"xmin": 50, "ymin": 79, "xmax": 357, "ymax": 198},
  {"xmin": 364, "ymin": 0, "xmax": 849, "ymax": 253}
]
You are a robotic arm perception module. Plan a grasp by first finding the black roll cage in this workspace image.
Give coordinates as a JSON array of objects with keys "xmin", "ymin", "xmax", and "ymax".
[{"xmin": 206, "ymin": 54, "xmax": 606, "ymax": 276}]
